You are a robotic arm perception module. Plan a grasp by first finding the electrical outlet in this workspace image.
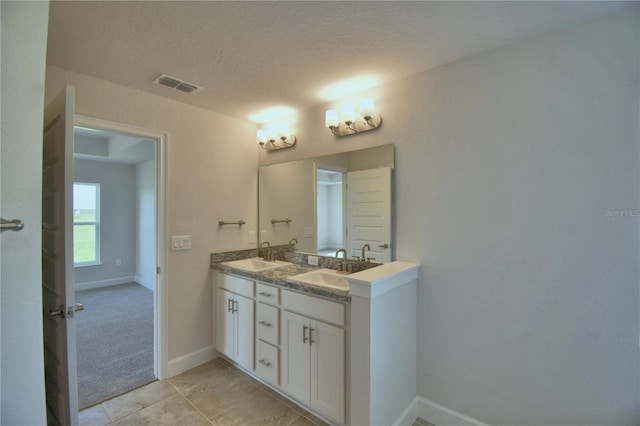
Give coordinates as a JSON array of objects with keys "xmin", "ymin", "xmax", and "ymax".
[
  {"xmin": 308, "ymin": 255, "xmax": 319, "ymax": 266},
  {"xmin": 171, "ymin": 235, "xmax": 192, "ymax": 251}
]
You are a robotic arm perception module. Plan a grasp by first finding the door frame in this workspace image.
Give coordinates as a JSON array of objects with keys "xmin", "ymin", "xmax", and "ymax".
[{"xmin": 74, "ymin": 115, "xmax": 169, "ymax": 380}]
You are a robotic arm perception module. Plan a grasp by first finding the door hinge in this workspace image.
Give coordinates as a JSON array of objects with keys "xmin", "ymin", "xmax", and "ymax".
[{"xmin": 156, "ymin": 266, "xmax": 161, "ymax": 274}]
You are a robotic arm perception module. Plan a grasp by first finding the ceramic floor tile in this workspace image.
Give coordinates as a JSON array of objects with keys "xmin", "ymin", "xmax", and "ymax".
[
  {"xmin": 113, "ymin": 394, "xmax": 209, "ymax": 426},
  {"xmin": 168, "ymin": 358, "xmax": 229, "ymax": 393},
  {"xmin": 79, "ymin": 403, "xmax": 112, "ymax": 426},
  {"xmin": 297, "ymin": 410, "xmax": 331, "ymax": 426},
  {"xmin": 183, "ymin": 368, "xmax": 261, "ymax": 419},
  {"xmin": 101, "ymin": 380, "xmax": 177, "ymax": 421},
  {"xmin": 208, "ymin": 389, "xmax": 298, "ymax": 425},
  {"xmin": 287, "ymin": 414, "xmax": 322, "ymax": 426},
  {"xmin": 260, "ymin": 386, "xmax": 309, "ymax": 414}
]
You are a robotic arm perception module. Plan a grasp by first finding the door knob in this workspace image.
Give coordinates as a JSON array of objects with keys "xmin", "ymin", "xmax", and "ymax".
[
  {"xmin": 48, "ymin": 304, "xmax": 65, "ymax": 318},
  {"xmin": 74, "ymin": 303, "xmax": 84, "ymax": 312}
]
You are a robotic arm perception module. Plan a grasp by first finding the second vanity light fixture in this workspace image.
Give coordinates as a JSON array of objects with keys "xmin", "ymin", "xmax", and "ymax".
[
  {"xmin": 257, "ymin": 124, "xmax": 296, "ymax": 151},
  {"xmin": 325, "ymin": 98, "xmax": 382, "ymax": 137}
]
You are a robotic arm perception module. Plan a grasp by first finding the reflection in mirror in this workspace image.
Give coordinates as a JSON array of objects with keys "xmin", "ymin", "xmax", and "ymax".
[{"xmin": 258, "ymin": 144, "xmax": 394, "ymax": 261}]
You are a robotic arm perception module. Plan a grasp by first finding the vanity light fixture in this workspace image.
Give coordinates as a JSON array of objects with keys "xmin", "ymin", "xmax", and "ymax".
[
  {"xmin": 325, "ymin": 98, "xmax": 382, "ymax": 137},
  {"xmin": 257, "ymin": 124, "xmax": 296, "ymax": 151}
]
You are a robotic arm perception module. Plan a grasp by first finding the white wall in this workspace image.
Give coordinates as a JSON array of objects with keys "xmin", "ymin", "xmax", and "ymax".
[
  {"xmin": 74, "ymin": 158, "xmax": 137, "ymax": 288},
  {"xmin": 0, "ymin": 1, "xmax": 49, "ymax": 424},
  {"xmin": 260, "ymin": 9, "xmax": 640, "ymax": 425},
  {"xmin": 46, "ymin": 66, "xmax": 258, "ymax": 365},
  {"xmin": 136, "ymin": 159, "xmax": 156, "ymax": 291}
]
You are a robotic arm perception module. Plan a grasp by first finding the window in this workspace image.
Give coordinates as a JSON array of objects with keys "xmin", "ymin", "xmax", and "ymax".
[{"xmin": 73, "ymin": 183, "xmax": 100, "ymax": 267}]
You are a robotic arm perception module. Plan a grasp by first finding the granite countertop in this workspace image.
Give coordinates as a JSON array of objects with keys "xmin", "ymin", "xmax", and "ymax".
[
  {"xmin": 211, "ymin": 261, "xmax": 351, "ymax": 302},
  {"xmin": 210, "ymin": 247, "xmax": 384, "ymax": 302}
]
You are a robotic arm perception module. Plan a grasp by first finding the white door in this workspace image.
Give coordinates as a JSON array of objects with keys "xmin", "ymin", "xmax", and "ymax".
[
  {"xmin": 216, "ymin": 288, "xmax": 235, "ymax": 360},
  {"xmin": 311, "ymin": 320, "xmax": 345, "ymax": 424},
  {"xmin": 347, "ymin": 167, "xmax": 392, "ymax": 262},
  {"xmin": 234, "ymin": 294, "xmax": 254, "ymax": 371},
  {"xmin": 42, "ymin": 85, "xmax": 79, "ymax": 426},
  {"xmin": 281, "ymin": 311, "xmax": 311, "ymax": 403}
]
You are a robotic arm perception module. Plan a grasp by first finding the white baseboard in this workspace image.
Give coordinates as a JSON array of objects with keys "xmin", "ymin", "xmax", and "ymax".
[
  {"xmin": 166, "ymin": 345, "xmax": 217, "ymax": 378},
  {"xmin": 395, "ymin": 396, "xmax": 489, "ymax": 426},
  {"xmin": 74, "ymin": 276, "xmax": 136, "ymax": 291},
  {"xmin": 135, "ymin": 275, "xmax": 155, "ymax": 291}
]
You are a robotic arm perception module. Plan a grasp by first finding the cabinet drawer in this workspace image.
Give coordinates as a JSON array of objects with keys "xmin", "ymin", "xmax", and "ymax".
[
  {"xmin": 216, "ymin": 272, "xmax": 254, "ymax": 298},
  {"xmin": 255, "ymin": 340, "xmax": 279, "ymax": 386},
  {"xmin": 256, "ymin": 303, "xmax": 278, "ymax": 345},
  {"xmin": 281, "ymin": 290, "xmax": 345, "ymax": 326},
  {"xmin": 256, "ymin": 282, "xmax": 279, "ymax": 305}
]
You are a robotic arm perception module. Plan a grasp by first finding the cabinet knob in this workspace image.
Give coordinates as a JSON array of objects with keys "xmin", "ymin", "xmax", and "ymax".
[
  {"xmin": 258, "ymin": 359, "xmax": 271, "ymax": 367},
  {"xmin": 258, "ymin": 292, "xmax": 272, "ymax": 297},
  {"xmin": 258, "ymin": 320, "xmax": 272, "ymax": 327}
]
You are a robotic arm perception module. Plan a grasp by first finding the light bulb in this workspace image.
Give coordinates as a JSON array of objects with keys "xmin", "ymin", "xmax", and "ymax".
[
  {"xmin": 325, "ymin": 110, "xmax": 339, "ymax": 128},
  {"xmin": 257, "ymin": 129, "xmax": 267, "ymax": 144},
  {"xmin": 341, "ymin": 105, "xmax": 355, "ymax": 124},
  {"xmin": 277, "ymin": 124, "xmax": 290, "ymax": 140},
  {"xmin": 266, "ymin": 128, "xmax": 277, "ymax": 143},
  {"xmin": 360, "ymin": 98, "xmax": 374, "ymax": 118}
]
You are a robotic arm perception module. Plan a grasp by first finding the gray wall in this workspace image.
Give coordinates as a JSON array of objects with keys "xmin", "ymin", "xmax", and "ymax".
[
  {"xmin": 260, "ymin": 9, "xmax": 640, "ymax": 425},
  {"xmin": 74, "ymin": 159, "xmax": 136, "ymax": 287},
  {"xmin": 400, "ymin": 11, "xmax": 639, "ymax": 424}
]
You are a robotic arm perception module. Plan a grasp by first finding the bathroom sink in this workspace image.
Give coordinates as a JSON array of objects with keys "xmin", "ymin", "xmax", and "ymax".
[
  {"xmin": 221, "ymin": 257, "xmax": 291, "ymax": 272},
  {"xmin": 288, "ymin": 268, "xmax": 350, "ymax": 291}
]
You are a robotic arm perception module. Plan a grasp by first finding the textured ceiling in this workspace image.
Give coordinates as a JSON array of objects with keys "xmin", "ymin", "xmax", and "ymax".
[{"xmin": 47, "ymin": 1, "xmax": 631, "ymax": 124}]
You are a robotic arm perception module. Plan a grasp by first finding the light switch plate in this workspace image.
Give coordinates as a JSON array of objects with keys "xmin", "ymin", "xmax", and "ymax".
[
  {"xmin": 171, "ymin": 235, "xmax": 192, "ymax": 251},
  {"xmin": 248, "ymin": 231, "xmax": 256, "ymax": 244}
]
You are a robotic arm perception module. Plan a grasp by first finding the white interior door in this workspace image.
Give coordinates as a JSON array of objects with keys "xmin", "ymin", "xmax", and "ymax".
[
  {"xmin": 347, "ymin": 167, "xmax": 392, "ymax": 262},
  {"xmin": 42, "ymin": 85, "xmax": 79, "ymax": 426}
]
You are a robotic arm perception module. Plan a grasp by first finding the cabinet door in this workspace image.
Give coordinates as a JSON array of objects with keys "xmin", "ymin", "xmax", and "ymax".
[
  {"xmin": 281, "ymin": 311, "xmax": 311, "ymax": 404},
  {"xmin": 216, "ymin": 288, "xmax": 235, "ymax": 360},
  {"xmin": 311, "ymin": 320, "xmax": 345, "ymax": 424},
  {"xmin": 234, "ymin": 294, "xmax": 254, "ymax": 371}
]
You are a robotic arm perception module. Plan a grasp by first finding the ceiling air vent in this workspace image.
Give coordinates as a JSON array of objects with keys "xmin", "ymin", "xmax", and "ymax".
[{"xmin": 153, "ymin": 74, "xmax": 202, "ymax": 94}]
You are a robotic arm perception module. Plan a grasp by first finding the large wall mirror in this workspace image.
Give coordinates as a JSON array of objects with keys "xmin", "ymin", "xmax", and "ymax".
[{"xmin": 258, "ymin": 144, "xmax": 394, "ymax": 262}]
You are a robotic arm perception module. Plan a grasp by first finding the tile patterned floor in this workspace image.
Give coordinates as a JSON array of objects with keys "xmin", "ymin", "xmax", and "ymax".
[
  {"xmin": 79, "ymin": 357, "xmax": 330, "ymax": 426},
  {"xmin": 80, "ymin": 356, "xmax": 433, "ymax": 426}
]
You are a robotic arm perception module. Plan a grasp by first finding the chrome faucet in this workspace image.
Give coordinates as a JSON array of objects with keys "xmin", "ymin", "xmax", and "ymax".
[
  {"xmin": 361, "ymin": 244, "xmax": 371, "ymax": 262},
  {"xmin": 260, "ymin": 241, "xmax": 272, "ymax": 261},
  {"xmin": 335, "ymin": 248, "xmax": 351, "ymax": 273},
  {"xmin": 288, "ymin": 238, "xmax": 298, "ymax": 251}
]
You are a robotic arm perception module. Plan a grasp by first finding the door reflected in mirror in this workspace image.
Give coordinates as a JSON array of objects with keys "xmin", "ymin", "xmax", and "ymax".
[{"xmin": 258, "ymin": 144, "xmax": 394, "ymax": 261}]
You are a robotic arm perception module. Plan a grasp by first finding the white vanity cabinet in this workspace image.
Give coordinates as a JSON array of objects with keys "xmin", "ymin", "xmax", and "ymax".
[
  {"xmin": 281, "ymin": 289, "xmax": 345, "ymax": 425},
  {"xmin": 215, "ymin": 272, "xmax": 254, "ymax": 371}
]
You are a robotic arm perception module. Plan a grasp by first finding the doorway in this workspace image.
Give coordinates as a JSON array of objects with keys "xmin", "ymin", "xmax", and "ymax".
[
  {"xmin": 316, "ymin": 168, "xmax": 344, "ymax": 256},
  {"xmin": 71, "ymin": 117, "xmax": 165, "ymax": 409}
]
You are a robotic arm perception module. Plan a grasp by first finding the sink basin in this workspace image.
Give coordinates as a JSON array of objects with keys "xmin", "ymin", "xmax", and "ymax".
[
  {"xmin": 221, "ymin": 257, "xmax": 291, "ymax": 272},
  {"xmin": 288, "ymin": 268, "xmax": 350, "ymax": 291}
]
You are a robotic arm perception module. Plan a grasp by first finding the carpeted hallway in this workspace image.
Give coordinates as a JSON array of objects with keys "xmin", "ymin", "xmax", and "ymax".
[{"xmin": 75, "ymin": 282, "xmax": 155, "ymax": 410}]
